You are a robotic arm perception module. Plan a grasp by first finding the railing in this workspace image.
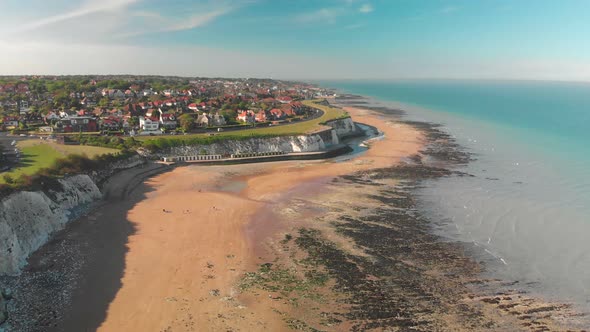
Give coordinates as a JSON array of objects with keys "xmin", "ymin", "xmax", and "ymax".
[{"xmin": 161, "ymin": 151, "xmax": 288, "ymax": 162}]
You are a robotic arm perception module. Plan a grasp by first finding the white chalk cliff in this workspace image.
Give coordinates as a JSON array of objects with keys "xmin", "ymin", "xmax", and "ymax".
[{"xmin": 0, "ymin": 175, "xmax": 101, "ymax": 275}]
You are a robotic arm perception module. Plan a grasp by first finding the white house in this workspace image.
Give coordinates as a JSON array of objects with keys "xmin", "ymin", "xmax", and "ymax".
[
  {"xmin": 44, "ymin": 112, "xmax": 60, "ymax": 123},
  {"xmin": 139, "ymin": 117, "xmax": 160, "ymax": 132}
]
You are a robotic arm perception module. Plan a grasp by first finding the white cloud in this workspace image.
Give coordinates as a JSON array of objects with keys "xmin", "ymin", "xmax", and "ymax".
[
  {"xmin": 2, "ymin": 1, "xmax": 240, "ymax": 43},
  {"xmin": 359, "ymin": 4, "xmax": 374, "ymax": 14},
  {"xmin": 10, "ymin": 0, "xmax": 140, "ymax": 33},
  {"xmin": 162, "ymin": 8, "xmax": 233, "ymax": 32},
  {"xmin": 120, "ymin": 8, "xmax": 234, "ymax": 37}
]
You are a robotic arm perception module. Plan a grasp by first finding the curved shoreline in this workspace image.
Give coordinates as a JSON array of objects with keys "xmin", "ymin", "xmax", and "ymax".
[{"xmin": 2, "ymin": 102, "xmax": 587, "ymax": 331}]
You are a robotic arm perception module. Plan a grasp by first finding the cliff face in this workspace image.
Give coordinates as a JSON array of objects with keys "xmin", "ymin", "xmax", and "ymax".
[
  {"xmin": 162, "ymin": 118, "xmax": 358, "ymax": 157},
  {"xmin": 325, "ymin": 117, "xmax": 358, "ymax": 138},
  {"xmin": 0, "ymin": 175, "xmax": 101, "ymax": 276},
  {"xmin": 163, "ymin": 134, "xmax": 327, "ymax": 157},
  {"xmin": 0, "ymin": 155, "xmax": 147, "ymax": 276},
  {"xmin": 90, "ymin": 155, "xmax": 146, "ymax": 185}
]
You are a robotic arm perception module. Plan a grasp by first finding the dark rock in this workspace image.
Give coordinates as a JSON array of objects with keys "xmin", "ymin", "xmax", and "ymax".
[{"xmin": 0, "ymin": 292, "xmax": 7, "ymax": 325}]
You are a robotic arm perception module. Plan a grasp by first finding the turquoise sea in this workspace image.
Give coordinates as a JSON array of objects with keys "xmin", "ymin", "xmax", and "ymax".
[{"xmin": 322, "ymin": 80, "xmax": 590, "ymax": 309}]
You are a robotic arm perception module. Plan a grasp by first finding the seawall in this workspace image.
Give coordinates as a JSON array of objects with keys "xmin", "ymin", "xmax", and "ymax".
[{"xmin": 159, "ymin": 117, "xmax": 359, "ymax": 158}]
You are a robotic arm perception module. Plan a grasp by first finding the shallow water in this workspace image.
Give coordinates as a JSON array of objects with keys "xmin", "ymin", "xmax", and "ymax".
[
  {"xmin": 323, "ymin": 80, "xmax": 590, "ymax": 310},
  {"xmin": 332, "ymin": 123, "xmax": 381, "ymax": 163}
]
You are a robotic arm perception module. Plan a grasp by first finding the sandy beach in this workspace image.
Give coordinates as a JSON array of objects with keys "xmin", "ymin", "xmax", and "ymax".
[{"xmin": 93, "ymin": 106, "xmax": 424, "ymax": 331}]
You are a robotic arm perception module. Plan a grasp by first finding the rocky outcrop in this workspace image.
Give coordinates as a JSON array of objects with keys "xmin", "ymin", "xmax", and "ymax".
[
  {"xmin": 325, "ymin": 117, "xmax": 358, "ymax": 138},
  {"xmin": 0, "ymin": 175, "xmax": 102, "ymax": 276}
]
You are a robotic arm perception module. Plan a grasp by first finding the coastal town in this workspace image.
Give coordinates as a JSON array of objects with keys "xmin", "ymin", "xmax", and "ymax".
[{"xmin": 0, "ymin": 76, "xmax": 335, "ymax": 136}]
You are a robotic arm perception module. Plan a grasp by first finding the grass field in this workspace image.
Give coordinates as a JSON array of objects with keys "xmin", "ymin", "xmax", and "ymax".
[
  {"xmin": 136, "ymin": 100, "xmax": 349, "ymax": 142},
  {"xmin": 0, "ymin": 140, "xmax": 118, "ymax": 183}
]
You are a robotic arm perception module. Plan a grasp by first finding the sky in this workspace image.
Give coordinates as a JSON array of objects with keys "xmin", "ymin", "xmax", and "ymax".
[{"xmin": 0, "ymin": 0, "xmax": 589, "ymax": 80}]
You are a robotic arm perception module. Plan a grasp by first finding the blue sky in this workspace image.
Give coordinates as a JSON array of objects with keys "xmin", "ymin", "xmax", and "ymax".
[{"xmin": 0, "ymin": 0, "xmax": 589, "ymax": 80}]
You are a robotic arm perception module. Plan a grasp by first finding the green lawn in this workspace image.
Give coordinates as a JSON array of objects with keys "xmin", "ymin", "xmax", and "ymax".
[
  {"xmin": 0, "ymin": 144, "xmax": 62, "ymax": 183},
  {"xmin": 137, "ymin": 100, "xmax": 349, "ymax": 142},
  {"xmin": 0, "ymin": 140, "xmax": 119, "ymax": 184}
]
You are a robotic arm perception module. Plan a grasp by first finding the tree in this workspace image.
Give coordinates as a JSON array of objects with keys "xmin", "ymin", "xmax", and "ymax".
[
  {"xmin": 128, "ymin": 116, "xmax": 139, "ymax": 128},
  {"xmin": 98, "ymin": 98, "xmax": 110, "ymax": 108},
  {"xmin": 3, "ymin": 174, "xmax": 14, "ymax": 184},
  {"xmin": 178, "ymin": 114, "xmax": 194, "ymax": 132}
]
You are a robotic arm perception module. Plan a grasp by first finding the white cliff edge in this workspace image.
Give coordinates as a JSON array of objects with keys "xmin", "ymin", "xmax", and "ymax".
[{"xmin": 0, "ymin": 175, "xmax": 101, "ymax": 276}]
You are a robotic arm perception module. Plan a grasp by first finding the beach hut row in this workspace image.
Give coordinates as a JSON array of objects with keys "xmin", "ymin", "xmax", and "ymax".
[
  {"xmin": 230, "ymin": 151, "xmax": 286, "ymax": 159},
  {"xmin": 162, "ymin": 155, "xmax": 223, "ymax": 162}
]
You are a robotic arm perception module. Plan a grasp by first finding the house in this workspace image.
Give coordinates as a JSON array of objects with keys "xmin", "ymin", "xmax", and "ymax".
[
  {"xmin": 277, "ymin": 96, "xmax": 293, "ymax": 104},
  {"xmin": 145, "ymin": 108, "xmax": 161, "ymax": 118},
  {"xmin": 139, "ymin": 116, "xmax": 160, "ymax": 132},
  {"xmin": 2, "ymin": 116, "xmax": 19, "ymax": 128},
  {"xmin": 160, "ymin": 113, "xmax": 177, "ymax": 129},
  {"xmin": 113, "ymin": 90, "xmax": 125, "ymax": 99},
  {"xmin": 80, "ymin": 97, "xmax": 97, "ymax": 107},
  {"xmin": 16, "ymin": 84, "xmax": 29, "ymax": 94},
  {"xmin": 108, "ymin": 108, "xmax": 124, "ymax": 117},
  {"xmin": 24, "ymin": 113, "xmax": 44, "ymax": 126},
  {"xmin": 56, "ymin": 116, "xmax": 98, "ymax": 133},
  {"xmin": 188, "ymin": 103, "xmax": 199, "ymax": 111},
  {"xmin": 196, "ymin": 113, "xmax": 210, "ymax": 127},
  {"xmin": 59, "ymin": 110, "xmax": 75, "ymax": 118},
  {"xmin": 163, "ymin": 89, "xmax": 177, "ymax": 97},
  {"xmin": 236, "ymin": 110, "xmax": 256, "ymax": 124},
  {"xmin": 100, "ymin": 118, "xmax": 121, "ymax": 131},
  {"xmin": 255, "ymin": 110, "xmax": 268, "ymax": 122},
  {"xmin": 280, "ymin": 104, "xmax": 296, "ymax": 117},
  {"xmin": 44, "ymin": 112, "xmax": 60, "ymax": 124},
  {"xmin": 211, "ymin": 112, "xmax": 226, "ymax": 126},
  {"xmin": 262, "ymin": 97, "xmax": 276, "ymax": 104},
  {"xmin": 141, "ymin": 89, "xmax": 155, "ymax": 96},
  {"xmin": 270, "ymin": 108, "xmax": 286, "ymax": 120},
  {"xmin": 92, "ymin": 108, "xmax": 107, "ymax": 117},
  {"xmin": 101, "ymin": 89, "xmax": 125, "ymax": 99},
  {"xmin": 2, "ymin": 84, "xmax": 15, "ymax": 94},
  {"xmin": 19, "ymin": 100, "xmax": 30, "ymax": 114}
]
